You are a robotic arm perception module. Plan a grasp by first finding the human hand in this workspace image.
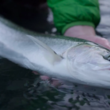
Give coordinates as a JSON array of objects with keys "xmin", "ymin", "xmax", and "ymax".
[{"xmin": 64, "ymin": 26, "xmax": 110, "ymax": 49}]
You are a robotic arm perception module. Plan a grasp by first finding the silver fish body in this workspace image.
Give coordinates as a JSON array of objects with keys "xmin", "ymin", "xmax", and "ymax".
[{"xmin": 0, "ymin": 17, "xmax": 110, "ymax": 88}]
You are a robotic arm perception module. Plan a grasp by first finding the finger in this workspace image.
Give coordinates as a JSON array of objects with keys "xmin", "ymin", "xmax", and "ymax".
[
  {"xmin": 40, "ymin": 75, "xmax": 50, "ymax": 80},
  {"xmin": 94, "ymin": 37, "xmax": 110, "ymax": 49},
  {"xmin": 32, "ymin": 71, "xmax": 39, "ymax": 75},
  {"xmin": 50, "ymin": 80, "xmax": 63, "ymax": 87}
]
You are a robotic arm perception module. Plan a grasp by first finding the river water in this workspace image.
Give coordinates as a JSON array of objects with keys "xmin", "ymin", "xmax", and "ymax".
[{"xmin": 0, "ymin": 0, "xmax": 110, "ymax": 110}]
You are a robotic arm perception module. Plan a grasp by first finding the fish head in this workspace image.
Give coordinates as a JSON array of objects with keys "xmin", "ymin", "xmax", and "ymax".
[{"xmin": 62, "ymin": 43, "xmax": 110, "ymax": 88}]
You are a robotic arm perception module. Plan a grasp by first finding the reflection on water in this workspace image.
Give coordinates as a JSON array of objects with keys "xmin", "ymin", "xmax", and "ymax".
[
  {"xmin": 0, "ymin": 0, "xmax": 110, "ymax": 110},
  {"xmin": 97, "ymin": 0, "xmax": 110, "ymax": 39}
]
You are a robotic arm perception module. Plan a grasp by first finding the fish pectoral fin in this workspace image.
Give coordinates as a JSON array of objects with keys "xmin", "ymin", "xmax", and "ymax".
[
  {"xmin": 45, "ymin": 51, "xmax": 63, "ymax": 65},
  {"xmin": 27, "ymin": 35, "xmax": 63, "ymax": 65}
]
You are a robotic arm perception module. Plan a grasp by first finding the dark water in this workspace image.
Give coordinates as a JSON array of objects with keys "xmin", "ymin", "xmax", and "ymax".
[{"xmin": 0, "ymin": 0, "xmax": 110, "ymax": 110}]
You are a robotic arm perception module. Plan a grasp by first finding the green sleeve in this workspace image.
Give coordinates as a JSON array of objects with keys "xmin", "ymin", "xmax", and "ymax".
[{"xmin": 47, "ymin": 0, "xmax": 100, "ymax": 34}]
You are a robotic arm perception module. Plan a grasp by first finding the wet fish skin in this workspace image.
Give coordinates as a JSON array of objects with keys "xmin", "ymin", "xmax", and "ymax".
[{"xmin": 0, "ymin": 16, "xmax": 110, "ymax": 89}]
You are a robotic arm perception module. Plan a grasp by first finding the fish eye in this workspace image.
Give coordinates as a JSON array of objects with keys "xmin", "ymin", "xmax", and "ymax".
[{"xmin": 103, "ymin": 52, "xmax": 110, "ymax": 61}]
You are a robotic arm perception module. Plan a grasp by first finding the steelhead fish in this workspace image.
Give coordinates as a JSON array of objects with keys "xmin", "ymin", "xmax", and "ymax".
[{"xmin": 0, "ymin": 16, "xmax": 110, "ymax": 88}]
